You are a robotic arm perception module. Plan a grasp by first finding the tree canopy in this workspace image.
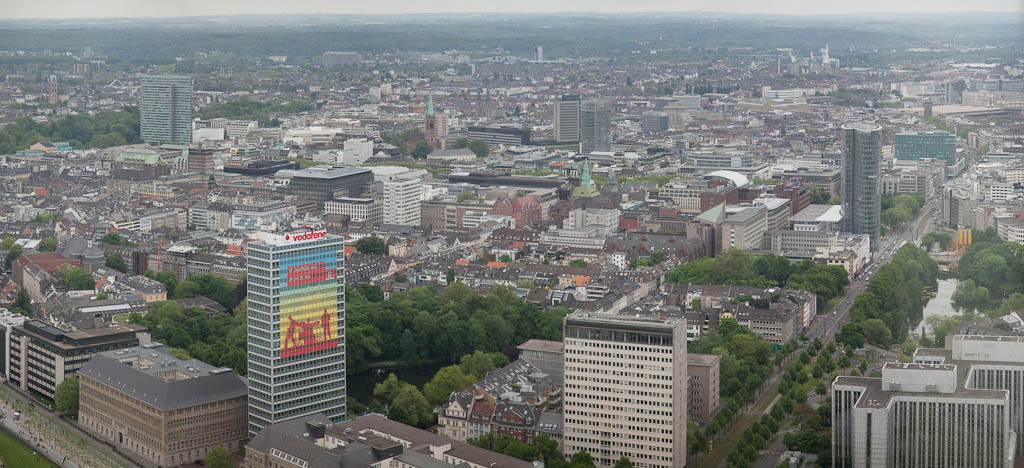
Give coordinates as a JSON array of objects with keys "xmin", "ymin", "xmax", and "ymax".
[{"xmin": 55, "ymin": 376, "xmax": 80, "ymax": 418}]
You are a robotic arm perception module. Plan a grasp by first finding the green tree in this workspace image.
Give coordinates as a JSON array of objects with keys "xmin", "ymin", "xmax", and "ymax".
[
  {"xmin": 54, "ymin": 376, "xmax": 79, "ymax": 417},
  {"xmin": 60, "ymin": 266, "xmax": 95, "ymax": 290},
  {"xmin": 101, "ymin": 232, "xmax": 123, "ymax": 245},
  {"xmin": 0, "ymin": 237, "xmax": 15, "ymax": 250},
  {"xmin": 6, "ymin": 244, "xmax": 23, "ymax": 266},
  {"xmin": 467, "ymin": 139, "xmax": 489, "ymax": 158},
  {"xmin": 105, "ymin": 252, "xmax": 128, "ymax": 273},
  {"xmin": 457, "ymin": 190, "xmax": 482, "ymax": 202},
  {"xmin": 424, "ymin": 365, "xmax": 476, "ymax": 407},
  {"xmin": 412, "ymin": 141, "xmax": 433, "ymax": 159},
  {"xmin": 569, "ymin": 451, "xmax": 597, "ymax": 468},
  {"xmin": 205, "ymin": 446, "xmax": 235, "ymax": 468},
  {"xmin": 174, "ymin": 280, "xmax": 201, "ymax": 299},
  {"xmin": 388, "ymin": 386, "xmax": 432, "ymax": 427},
  {"xmin": 861, "ymin": 318, "xmax": 892, "ymax": 346},
  {"xmin": 569, "ymin": 259, "xmax": 588, "ymax": 267},
  {"xmin": 355, "ymin": 235, "xmax": 387, "ymax": 255},
  {"xmin": 12, "ymin": 288, "xmax": 32, "ymax": 316},
  {"xmin": 613, "ymin": 456, "xmax": 634, "ymax": 468},
  {"xmin": 40, "ymin": 237, "xmax": 58, "ymax": 252},
  {"xmin": 459, "ymin": 351, "xmax": 498, "ymax": 379}
]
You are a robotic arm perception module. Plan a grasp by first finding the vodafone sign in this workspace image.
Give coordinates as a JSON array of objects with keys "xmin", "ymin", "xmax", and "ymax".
[{"xmin": 285, "ymin": 230, "xmax": 328, "ymax": 242}]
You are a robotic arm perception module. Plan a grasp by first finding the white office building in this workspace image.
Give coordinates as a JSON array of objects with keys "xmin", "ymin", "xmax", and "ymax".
[
  {"xmin": 833, "ymin": 335, "xmax": 1024, "ymax": 468},
  {"xmin": 563, "ymin": 313, "xmax": 686, "ymax": 468},
  {"xmin": 342, "ymin": 138, "xmax": 375, "ymax": 165},
  {"xmin": 382, "ymin": 177, "xmax": 423, "ymax": 226}
]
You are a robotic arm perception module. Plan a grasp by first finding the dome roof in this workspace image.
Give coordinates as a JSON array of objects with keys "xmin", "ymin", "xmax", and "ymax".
[{"xmin": 705, "ymin": 170, "xmax": 749, "ymax": 188}]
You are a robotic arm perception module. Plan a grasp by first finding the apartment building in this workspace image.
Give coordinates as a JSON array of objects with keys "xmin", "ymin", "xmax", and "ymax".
[
  {"xmin": 78, "ymin": 344, "xmax": 247, "ymax": 468},
  {"xmin": 562, "ymin": 313, "xmax": 686, "ymax": 468}
]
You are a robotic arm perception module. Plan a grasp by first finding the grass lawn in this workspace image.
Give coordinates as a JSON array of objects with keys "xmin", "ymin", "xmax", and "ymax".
[
  {"xmin": 112, "ymin": 314, "xmax": 131, "ymax": 324},
  {"xmin": 0, "ymin": 428, "xmax": 53, "ymax": 468}
]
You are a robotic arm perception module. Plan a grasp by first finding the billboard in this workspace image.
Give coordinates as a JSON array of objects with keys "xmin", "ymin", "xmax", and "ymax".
[{"xmin": 280, "ymin": 259, "xmax": 340, "ymax": 358}]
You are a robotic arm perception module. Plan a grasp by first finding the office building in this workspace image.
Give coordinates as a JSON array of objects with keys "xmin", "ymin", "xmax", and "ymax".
[
  {"xmin": 554, "ymin": 95, "xmax": 581, "ymax": 143},
  {"xmin": 187, "ymin": 148, "xmax": 214, "ymax": 172},
  {"xmin": 563, "ymin": 313, "xmax": 686, "ymax": 468},
  {"xmin": 517, "ymin": 339, "xmax": 564, "ymax": 384},
  {"xmin": 8, "ymin": 321, "xmax": 148, "ymax": 400},
  {"xmin": 285, "ymin": 166, "xmax": 373, "ymax": 206},
  {"xmin": 140, "ymin": 74, "xmax": 193, "ymax": 145},
  {"xmin": 0, "ymin": 311, "xmax": 26, "ymax": 380},
  {"xmin": 580, "ymin": 99, "xmax": 612, "ymax": 154},
  {"xmin": 383, "ymin": 177, "xmax": 423, "ymax": 226},
  {"xmin": 246, "ymin": 230, "xmax": 346, "ymax": 436},
  {"xmin": 322, "ymin": 51, "xmax": 361, "ymax": 66},
  {"xmin": 246, "ymin": 413, "xmax": 533, "ymax": 468},
  {"xmin": 722, "ymin": 206, "xmax": 768, "ymax": 251},
  {"xmin": 894, "ymin": 131, "xmax": 957, "ymax": 164},
  {"xmin": 78, "ymin": 344, "xmax": 247, "ymax": 467},
  {"xmin": 832, "ymin": 335, "xmax": 1024, "ymax": 467},
  {"xmin": 840, "ymin": 123, "xmax": 882, "ymax": 251},
  {"xmin": 536, "ymin": 46, "xmax": 544, "ymax": 62},
  {"xmin": 324, "ymin": 197, "xmax": 383, "ymax": 225},
  {"xmin": 467, "ymin": 126, "xmax": 531, "ymax": 147},
  {"xmin": 230, "ymin": 201, "xmax": 297, "ymax": 230},
  {"xmin": 48, "ymin": 73, "xmax": 58, "ymax": 104},
  {"xmin": 641, "ymin": 112, "xmax": 669, "ymax": 133},
  {"xmin": 687, "ymin": 354, "xmax": 721, "ymax": 426}
]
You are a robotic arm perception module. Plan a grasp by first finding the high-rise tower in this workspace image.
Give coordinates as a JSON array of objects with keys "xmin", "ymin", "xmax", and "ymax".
[
  {"xmin": 562, "ymin": 313, "xmax": 687, "ymax": 468},
  {"xmin": 246, "ymin": 229, "xmax": 346, "ymax": 436},
  {"xmin": 47, "ymin": 74, "xmax": 58, "ymax": 105},
  {"xmin": 580, "ymin": 99, "xmax": 611, "ymax": 154},
  {"xmin": 140, "ymin": 74, "xmax": 192, "ymax": 145},
  {"xmin": 840, "ymin": 123, "xmax": 882, "ymax": 251},
  {"xmin": 553, "ymin": 95, "xmax": 581, "ymax": 143}
]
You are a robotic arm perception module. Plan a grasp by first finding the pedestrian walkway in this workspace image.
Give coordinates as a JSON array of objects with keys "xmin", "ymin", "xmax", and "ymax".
[{"xmin": 0, "ymin": 384, "xmax": 132, "ymax": 468}]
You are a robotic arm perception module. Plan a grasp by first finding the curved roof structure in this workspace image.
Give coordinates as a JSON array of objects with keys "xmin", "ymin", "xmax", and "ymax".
[{"xmin": 705, "ymin": 170, "xmax": 750, "ymax": 188}]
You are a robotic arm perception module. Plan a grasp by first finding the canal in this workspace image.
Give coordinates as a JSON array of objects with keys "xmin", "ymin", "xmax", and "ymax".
[
  {"xmin": 910, "ymin": 278, "xmax": 959, "ymax": 336},
  {"xmin": 347, "ymin": 363, "xmax": 445, "ymax": 404}
]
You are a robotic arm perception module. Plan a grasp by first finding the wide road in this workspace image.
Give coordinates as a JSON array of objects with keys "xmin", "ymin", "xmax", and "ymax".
[{"xmin": 806, "ymin": 200, "xmax": 938, "ymax": 342}]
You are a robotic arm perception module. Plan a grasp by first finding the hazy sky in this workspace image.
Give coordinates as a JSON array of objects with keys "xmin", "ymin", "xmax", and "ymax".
[{"xmin": 1, "ymin": 0, "xmax": 1022, "ymax": 19}]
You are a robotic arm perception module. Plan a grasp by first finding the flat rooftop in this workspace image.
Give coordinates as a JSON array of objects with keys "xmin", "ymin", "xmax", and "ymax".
[
  {"xmin": 792, "ymin": 204, "xmax": 843, "ymax": 223},
  {"xmin": 291, "ymin": 166, "xmax": 371, "ymax": 179}
]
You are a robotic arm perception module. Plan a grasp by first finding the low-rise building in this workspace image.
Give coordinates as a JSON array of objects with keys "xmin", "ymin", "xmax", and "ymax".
[
  {"xmin": 8, "ymin": 320, "xmax": 149, "ymax": 400},
  {"xmin": 78, "ymin": 344, "xmax": 247, "ymax": 468}
]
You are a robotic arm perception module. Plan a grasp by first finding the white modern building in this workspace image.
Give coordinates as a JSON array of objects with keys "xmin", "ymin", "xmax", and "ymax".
[
  {"xmin": 562, "ymin": 208, "xmax": 620, "ymax": 236},
  {"xmin": 562, "ymin": 313, "xmax": 686, "ymax": 468},
  {"xmin": 382, "ymin": 177, "xmax": 423, "ymax": 226},
  {"xmin": 343, "ymin": 138, "xmax": 375, "ymax": 165},
  {"xmin": 324, "ymin": 198, "xmax": 383, "ymax": 225},
  {"xmin": 833, "ymin": 335, "xmax": 1024, "ymax": 468}
]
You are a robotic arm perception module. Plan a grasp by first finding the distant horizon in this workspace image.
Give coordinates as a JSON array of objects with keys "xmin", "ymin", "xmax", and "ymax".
[{"xmin": 2, "ymin": 0, "xmax": 1021, "ymax": 21}]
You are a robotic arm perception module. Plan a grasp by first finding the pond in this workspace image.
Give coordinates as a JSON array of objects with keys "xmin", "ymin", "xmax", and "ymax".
[
  {"xmin": 910, "ymin": 278, "xmax": 959, "ymax": 336},
  {"xmin": 348, "ymin": 363, "xmax": 445, "ymax": 404}
]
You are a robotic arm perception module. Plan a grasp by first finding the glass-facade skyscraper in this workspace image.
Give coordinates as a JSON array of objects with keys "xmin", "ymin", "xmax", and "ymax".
[
  {"xmin": 246, "ymin": 230, "xmax": 346, "ymax": 436},
  {"xmin": 139, "ymin": 74, "xmax": 192, "ymax": 145},
  {"xmin": 580, "ymin": 99, "xmax": 611, "ymax": 154},
  {"xmin": 841, "ymin": 123, "xmax": 882, "ymax": 251}
]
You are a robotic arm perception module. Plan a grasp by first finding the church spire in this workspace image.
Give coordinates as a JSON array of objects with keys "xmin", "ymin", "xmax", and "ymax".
[
  {"xmin": 427, "ymin": 94, "xmax": 435, "ymax": 117},
  {"xmin": 581, "ymin": 160, "xmax": 593, "ymax": 187}
]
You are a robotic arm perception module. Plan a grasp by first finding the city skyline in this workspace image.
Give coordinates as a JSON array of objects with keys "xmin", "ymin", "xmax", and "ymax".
[{"xmin": 1, "ymin": 0, "xmax": 1021, "ymax": 19}]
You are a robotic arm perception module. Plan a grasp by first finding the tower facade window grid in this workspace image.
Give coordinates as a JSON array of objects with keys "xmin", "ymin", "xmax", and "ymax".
[
  {"xmin": 840, "ymin": 123, "xmax": 881, "ymax": 251},
  {"xmin": 580, "ymin": 99, "xmax": 612, "ymax": 154},
  {"xmin": 246, "ymin": 233, "xmax": 346, "ymax": 437},
  {"xmin": 562, "ymin": 314, "xmax": 686, "ymax": 468},
  {"xmin": 140, "ymin": 74, "xmax": 193, "ymax": 145}
]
